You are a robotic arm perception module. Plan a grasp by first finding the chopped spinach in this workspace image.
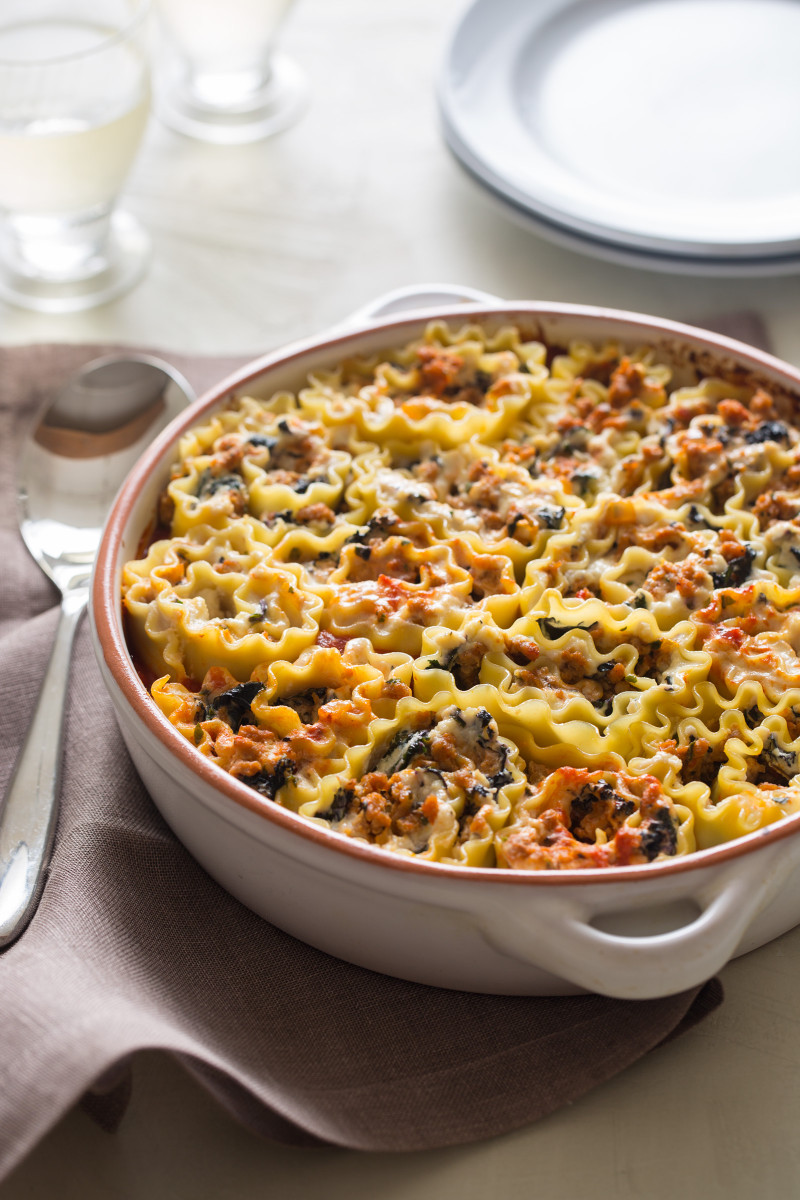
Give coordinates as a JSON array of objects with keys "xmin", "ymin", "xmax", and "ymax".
[
  {"xmin": 651, "ymin": 464, "xmax": 674, "ymax": 492},
  {"xmin": 549, "ymin": 427, "xmax": 589, "ymax": 456},
  {"xmin": 538, "ymin": 505, "xmax": 566, "ymax": 530},
  {"xmin": 272, "ymin": 686, "xmax": 329, "ymax": 724},
  {"xmin": 408, "ymin": 768, "xmax": 447, "ymax": 806},
  {"xmin": 489, "ymin": 762, "xmax": 513, "ymax": 791},
  {"xmin": 711, "ymin": 546, "xmax": 755, "ymax": 590},
  {"xmin": 568, "ymin": 781, "xmax": 634, "ymax": 843},
  {"xmin": 346, "ymin": 514, "xmax": 397, "ymax": 546},
  {"xmin": 537, "ymin": 617, "xmax": 597, "ymax": 640},
  {"xmin": 688, "ymin": 504, "xmax": 713, "ymax": 529},
  {"xmin": 247, "ymin": 434, "xmax": 277, "ymax": 451},
  {"xmin": 320, "ymin": 787, "xmax": 351, "ymax": 823},
  {"xmin": 374, "ymin": 728, "xmax": 431, "ymax": 775},
  {"xmin": 507, "ymin": 511, "xmax": 526, "ymax": 538},
  {"xmin": 196, "ymin": 469, "xmax": 245, "ymax": 501},
  {"xmin": 246, "ymin": 756, "xmax": 295, "ymax": 800},
  {"xmin": 640, "ymin": 807, "xmax": 679, "ymax": 860},
  {"xmin": 743, "ymin": 705, "xmax": 763, "ymax": 729},
  {"xmin": 744, "ymin": 421, "xmax": 789, "ymax": 445},
  {"xmin": 466, "ymin": 783, "xmax": 491, "ymax": 802},
  {"xmin": 423, "ymin": 640, "xmax": 484, "ymax": 689},
  {"xmin": 248, "ymin": 596, "xmax": 271, "ymax": 625},
  {"xmin": 264, "ymin": 509, "xmax": 293, "ymax": 525},
  {"xmin": 570, "ymin": 470, "xmax": 599, "ymax": 498},
  {"xmin": 208, "ymin": 680, "xmax": 264, "ymax": 732},
  {"xmin": 757, "ymin": 733, "xmax": 797, "ymax": 781}
]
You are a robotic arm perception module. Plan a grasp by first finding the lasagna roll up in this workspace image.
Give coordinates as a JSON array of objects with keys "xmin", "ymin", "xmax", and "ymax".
[
  {"xmin": 346, "ymin": 438, "xmax": 578, "ymax": 574},
  {"xmin": 644, "ymin": 709, "xmax": 800, "ymax": 848},
  {"xmin": 414, "ymin": 600, "xmax": 708, "ymax": 760},
  {"xmin": 152, "ymin": 639, "xmax": 413, "ymax": 814},
  {"xmin": 306, "ymin": 691, "xmax": 527, "ymax": 867},
  {"xmin": 520, "ymin": 495, "xmax": 767, "ymax": 626},
  {"xmin": 496, "ymin": 765, "xmax": 694, "ymax": 871},
  {"xmin": 299, "ymin": 323, "xmax": 552, "ymax": 448},
  {"xmin": 123, "ymin": 526, "xmax": 323, "ymax": 682},
  {"xmin": 689, "ymin": 581, "xmax": 800, "ymax": 709},
  {"xmin": 308, "ymin": 535, "xmax": 520, "ymax": 655},
  {"xmin": 165, "ymin": 405, "xmax": 362, "ymax": 535}
]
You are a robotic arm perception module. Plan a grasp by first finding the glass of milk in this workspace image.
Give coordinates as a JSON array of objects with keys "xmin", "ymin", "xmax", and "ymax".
[
  {"xmin": 154, "ymin": 0, "xmax": 306, "ymax": 143},
  {"xmin": 0, "ymin": 0, "xmax": 151, "ymax": 313}
]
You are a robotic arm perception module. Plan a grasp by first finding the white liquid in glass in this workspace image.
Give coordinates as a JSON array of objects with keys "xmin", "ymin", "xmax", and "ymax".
[{"xmin": 0, "ymin": 21, "xmax": 149, "ymax": 216}]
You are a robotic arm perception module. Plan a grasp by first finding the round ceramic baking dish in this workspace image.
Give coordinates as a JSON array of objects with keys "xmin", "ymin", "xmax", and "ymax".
[{"xmin": 90, "ymin": 286, "xmax": 800, "ymax": 1000}]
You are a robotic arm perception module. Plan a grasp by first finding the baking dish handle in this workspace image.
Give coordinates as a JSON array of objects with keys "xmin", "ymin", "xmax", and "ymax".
[
  {"xmin": 345, "ymin": 283, "xmax": 503, "ymax": 326},
  {"xmin": 476, "ymin": 841, "xmax": 799, "ymax": 999}
]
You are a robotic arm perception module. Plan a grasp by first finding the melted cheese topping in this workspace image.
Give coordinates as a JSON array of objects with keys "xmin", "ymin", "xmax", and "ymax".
[{"xmin": 122, "ymin": 324, "xmax": 800, "ymax": 868}]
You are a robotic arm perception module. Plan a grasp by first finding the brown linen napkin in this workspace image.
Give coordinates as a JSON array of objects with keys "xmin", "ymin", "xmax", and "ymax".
[{"xmin": 0, "ymin": 316, "xmax": 768, "ymax": 1180}]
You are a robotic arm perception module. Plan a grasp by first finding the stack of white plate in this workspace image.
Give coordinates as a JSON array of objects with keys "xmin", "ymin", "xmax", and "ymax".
[{"xmin": 439, "ymin": 0, "xmax": 800, "ymax": 276}]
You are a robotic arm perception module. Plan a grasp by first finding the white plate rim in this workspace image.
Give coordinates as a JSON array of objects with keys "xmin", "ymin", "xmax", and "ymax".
[
  {"xmin": 444, "ymin": 115, "xmax": 800, "ymax": 278},
  {"xmin": 439, "ymin": 0, "xmax": 800, "ymax": 260}
]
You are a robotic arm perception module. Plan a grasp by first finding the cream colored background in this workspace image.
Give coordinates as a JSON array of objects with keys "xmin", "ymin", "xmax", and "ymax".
[{"xmin": 4, "ymin": 0, "xmax": 800, "ymax": 1195}]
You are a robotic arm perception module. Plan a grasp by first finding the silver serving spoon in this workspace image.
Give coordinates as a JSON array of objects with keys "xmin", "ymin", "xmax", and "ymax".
[{"xmin": 0, "ymin": 354, "xmax": 195, "ymax": 948}]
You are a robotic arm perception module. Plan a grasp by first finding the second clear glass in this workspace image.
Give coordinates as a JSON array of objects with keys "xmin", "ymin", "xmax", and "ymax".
[{"xmin": 154, "ymin": 0, "xmax": 307, "ymax": 144}]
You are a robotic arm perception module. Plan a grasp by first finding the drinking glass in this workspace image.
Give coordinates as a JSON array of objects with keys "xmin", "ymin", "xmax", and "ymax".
[
  {"xmin": 0, "ymin": 0, "xmax": 151, "ymax": 314},
  {"xmin": 155, "ymin": 0, "xmax": 306, "ymax": 144}
]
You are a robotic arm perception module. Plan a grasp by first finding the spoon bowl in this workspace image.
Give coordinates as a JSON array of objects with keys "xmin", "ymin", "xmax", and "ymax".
[{"xmin": 0, "ymin": 354, "xmax": 195, "ymax": 948}]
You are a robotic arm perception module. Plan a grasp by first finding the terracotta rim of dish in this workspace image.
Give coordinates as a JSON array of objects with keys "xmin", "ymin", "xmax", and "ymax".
[{"xmin": 92, "ymin": 301, "xmax": 800, "ymax": 886}]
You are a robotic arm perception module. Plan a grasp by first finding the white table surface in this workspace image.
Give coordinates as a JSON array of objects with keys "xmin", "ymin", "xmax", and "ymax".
[{"xmin": 4, "ymin": 1, "xmax": 800, "ymax": 1195}]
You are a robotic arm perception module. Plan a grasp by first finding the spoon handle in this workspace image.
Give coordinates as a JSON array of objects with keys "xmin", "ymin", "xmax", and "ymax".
[{"xmin": 0, "ymin": 589, "xmax": 87, "ymax": 948}]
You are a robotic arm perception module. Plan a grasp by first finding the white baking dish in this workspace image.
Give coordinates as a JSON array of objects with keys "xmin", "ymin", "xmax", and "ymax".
[{"xmin": 90, "ymin": 286, "xmax": 800, "ymax": 999}]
